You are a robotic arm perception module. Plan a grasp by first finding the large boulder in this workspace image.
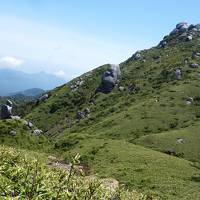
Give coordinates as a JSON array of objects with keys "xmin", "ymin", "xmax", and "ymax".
[
  {"xmin": 175, "ymin": 69, "xmax": 182, "ymax": 80},
  {"xmin": 176, "ymin": 22, "xmax": 188, "ymax": 31},
  {"xmin": 98, "ymin": 64, "xmax": 121, "ymax": 93},
  {"xmin": 1, "ymin": 100, "xmax": 13, "ymax": 119},
  {"xmin": 195, "ymin": 24, "xmax": 200, "ymax": 30},
  {"xmin": 190, "ymin": 63, "xmax": 199, "ymax": 68},
  {"xmin": 170, "ymin": 22, "xmax": 188, "ymax": 35},
  {"xmin": 192, "ymin": 52, "xmax": 200, "ymax": 59}
]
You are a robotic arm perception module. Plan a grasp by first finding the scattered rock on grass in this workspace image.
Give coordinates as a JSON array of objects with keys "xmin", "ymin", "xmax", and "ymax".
[{"xmin": 33, "ymin": 129, "xmax": 43, "ymax": 135}]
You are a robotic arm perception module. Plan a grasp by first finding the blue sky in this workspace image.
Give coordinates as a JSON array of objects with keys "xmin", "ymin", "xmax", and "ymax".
[{"xmin": 0, "ymin": 0, "xmax": 199, "ymax": 80}]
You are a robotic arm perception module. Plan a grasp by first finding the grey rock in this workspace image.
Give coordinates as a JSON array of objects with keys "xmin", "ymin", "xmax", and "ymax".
[
  {"xmin": 24, "ymin": 120, "xmax": 29, "ymax": 125},
  {"xmin": 39, "ymin": 94, "xmax": 49, "ymax": 101},
  {"xmin": 100, "ymin": 64, "xmax": 121, "ymax": 93},
  {"xmin": 131, "ymin": 51, "xmax": 141, "ymax": 60},
  {"xmin": 142, "ymin": 59, "xmax": 146, "ymax": 63},
  {"xmin": 190, "ymin": 63, "xmax": 199, "ymax": 68},
  {"xmin": 70, "ymin": 78, "xmax": 84, "ymax": 92},
  {"xmin": 170, "ymin": 22, "xmax": 188, "ymax": 36},
  {"xmin": 177, "ymin": 138, "xmax": 185, "ymax": 144},
  {"xmin": 159, "ymin": 40, "xmax": 167, "ymax": 48},
  {"xmin": 28, "ymin": 121, "xmax": 33, "ymax": 128},
  {"xmin": 175, "ymin": 69, "xmax": 182, "ymax": 80},
  {"xmin": 176, "ymin": 22, "xmax": 189, "ymax": 29},
  {"xmin": 186, "ymin": 101, "xmax": 192, "ymax": 105},
  {"xmin": 76, "ymin": 108, "xmax": 91, "ymax": 122},
  {"xmin": 1, "ymin": 99, "xmax": 13, "ymax": 119},
  {"xmin": 187, "ymin": 35, "xmax": 193, "ymax": 41},
  {"xmin": 10, "ymin": 130, "xmax": 17, "ymax": 136},
  {"xmin": 33, "ymin": 129, "xmax": 43, "ymax": 135},
  {"xmin": 195, "ymin": 24, "xmax": 200, "ymax": 30},
  {"xmin": 118, "ymin": 86, "xmax": 125, "ymax": 91},
  {"xmin": 170, "ymin": 28, "xmax": 179, "ymax": 35},
  {"xmin": 188, "ymin": 24, "xmax": 195, "ymax": 31},
  {"xmin": 1, "ymin": 105, "xmax": 12, "ymax": 119},
  {"xmin": 76, "ymin": 111, "xmax": 85, "ymax": 121},
  {"xmin": 11, "ymin": 116, "xmax": 21, "ymax": 120},
  {"xmin": 186, "ymin": 97, "xmax": 193, "ymax": 105},
  {"xmin": 192, "ymin": 52, "xmax": 200, "ymax": 59},
  {"xmin": 164, "ymin": 149, "xmax": 177, "ymax": 156},
  {"xmin": 176, "ymin": 22, "xmax": 188, "ymax": 30}
]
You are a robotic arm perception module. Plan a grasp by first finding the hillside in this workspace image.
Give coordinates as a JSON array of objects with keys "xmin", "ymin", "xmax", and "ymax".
[{"xmin": 1, "ymin": 22, "xmax": 200, "ymax": 199}]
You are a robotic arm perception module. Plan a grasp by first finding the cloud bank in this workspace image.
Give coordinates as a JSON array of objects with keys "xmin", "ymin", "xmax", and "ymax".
[{"xmin": 0, "ymin": 56, "xmax": 24, "ymax": 69}]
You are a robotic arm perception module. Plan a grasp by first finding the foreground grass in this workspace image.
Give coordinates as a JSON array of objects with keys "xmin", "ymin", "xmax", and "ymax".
[{"xmin": 0, "ymin": 145, "xmax": 152, "ymax": 200}]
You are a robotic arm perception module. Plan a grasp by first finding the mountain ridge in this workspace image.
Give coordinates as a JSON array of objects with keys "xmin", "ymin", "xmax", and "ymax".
[
  {"xmin": 0, "ymin": 68, "xmax": 65, "ymax": 96},
  {"xmin": 8, "ymin": 88, "xmax": 45, "ymax": 97}
]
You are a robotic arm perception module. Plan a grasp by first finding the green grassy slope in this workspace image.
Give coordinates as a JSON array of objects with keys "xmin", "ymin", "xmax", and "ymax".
[
  {"xmin": 0, "ymin": 119, "xmax": 51, "ymax": 151},
  {"xmin": 57, "ymin": 138, "xmax": 200, "ymax": 199},
  {"xmin": 135, "ymin": 122, "xmax": 200, "ymax": 162},
  {"xmin": 3, "ymin": 24, "xmax": 200, "ymax": 199}
]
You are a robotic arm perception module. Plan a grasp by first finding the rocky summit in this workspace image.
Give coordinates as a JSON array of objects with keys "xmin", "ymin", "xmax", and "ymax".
[{"xmin": 1, "ymin": 22, "xmax": 200, "ymax": 199}]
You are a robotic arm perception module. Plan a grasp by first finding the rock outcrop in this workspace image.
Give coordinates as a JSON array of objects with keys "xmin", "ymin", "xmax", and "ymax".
[
  {"xmin": 1, "ymin": 100, "xmax": 13, "ymax": 119},
  {"xmin": 158, "ymin": 22, "xmax": 200, "ymax": 48},
  {"xmin": 175, "ymin": 69, "xmax": 182, "ymax": 80},
  {"xmin": 98, "ymin": 64, "xmax": 121, "ymax": 93}
]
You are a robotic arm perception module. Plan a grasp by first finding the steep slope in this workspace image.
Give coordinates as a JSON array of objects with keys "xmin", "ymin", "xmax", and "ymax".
[{"xmin": 14, "ymin": 22, "xmax": 200, "ymax": 198}]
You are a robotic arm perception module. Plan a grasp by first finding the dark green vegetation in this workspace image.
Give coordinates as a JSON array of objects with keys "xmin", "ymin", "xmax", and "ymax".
[{"xmin": 1, "ymin": 25, "xmax": 200, "ymax": 199}]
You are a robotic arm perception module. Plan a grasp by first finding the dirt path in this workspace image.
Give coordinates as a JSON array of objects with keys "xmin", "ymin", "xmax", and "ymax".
[{"xmin": 47, "ymin": 156, "xmax": 119, "ymax": 192}]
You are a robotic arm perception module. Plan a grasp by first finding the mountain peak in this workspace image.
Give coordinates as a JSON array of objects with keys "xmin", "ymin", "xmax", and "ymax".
[{"xmin": 158, "ymin": 22, "xmax": 200, "ymax": 48}]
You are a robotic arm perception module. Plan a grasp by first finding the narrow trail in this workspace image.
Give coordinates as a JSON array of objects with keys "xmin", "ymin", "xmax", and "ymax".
[{"xmin": 47, "ymin": 156, "xmax": 119, "ymax": 192}]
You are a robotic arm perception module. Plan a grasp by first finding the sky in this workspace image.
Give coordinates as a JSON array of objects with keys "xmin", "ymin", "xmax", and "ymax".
[{"xmin": 0, "ymin": 0, "xmax": 200, "ymax": 81}]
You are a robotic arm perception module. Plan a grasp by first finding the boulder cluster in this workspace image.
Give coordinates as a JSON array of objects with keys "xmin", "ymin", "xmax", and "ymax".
[
  {"xmin": 70, "ymin": 78, "xmax": 84, "ymax": 92},
  {"xmin": 76, "ymin": 108, "xmax": 90, "ymax": 122},
  {"xmin": 159, "ymin": 22, "xmax": 200, "ymax": 48},
  {"xmin": 1, "ymin": 99, "xmax": 43, "ymax": 136}
]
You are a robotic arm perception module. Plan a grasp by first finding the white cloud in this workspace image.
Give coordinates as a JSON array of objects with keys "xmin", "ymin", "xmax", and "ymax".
[
  {"xmin": 0, "ymin": 56, "xmax": 24, "ymax": 69},
  {"xmin": 54, "ymin": 70, "xmax": 66, "ymax": 79}
]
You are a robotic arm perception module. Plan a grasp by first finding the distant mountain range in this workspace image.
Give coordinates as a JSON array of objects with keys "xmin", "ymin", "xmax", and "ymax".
[
  {"xmin": 0, "ymin": 69, "xmax": 66, "ymax": 96},
  {"xmin": 8, "ymin": 88, "xmax": 45, "ymax": 97}
]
